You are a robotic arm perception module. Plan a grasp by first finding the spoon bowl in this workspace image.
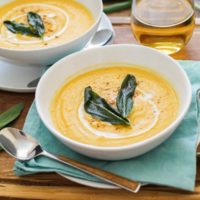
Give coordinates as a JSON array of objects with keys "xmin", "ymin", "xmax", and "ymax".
[
  {"xmin": 0, "ymin": 127, "xmax": 42, "ymax": 160},
  {"xmin": 86, "ymin": 29, "xmax": 113, "ymax": 48}
]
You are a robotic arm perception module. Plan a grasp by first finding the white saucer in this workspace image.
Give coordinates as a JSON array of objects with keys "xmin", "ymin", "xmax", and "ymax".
[
  {"xmin": 0, "ymin": 57, "xmax": 44, "ymax": 93},
  {"xmin": 59, "ymin": 173, "xmax": 118, "ymax": 189},
  {"xmin": 0, "ymin": 13, "xmax": 114, "ymax": 93}
]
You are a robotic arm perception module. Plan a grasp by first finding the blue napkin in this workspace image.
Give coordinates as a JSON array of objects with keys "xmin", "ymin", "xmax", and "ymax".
[{"xmin": 14, "ymin": 60, "xmax": 200, "ymax": 191}]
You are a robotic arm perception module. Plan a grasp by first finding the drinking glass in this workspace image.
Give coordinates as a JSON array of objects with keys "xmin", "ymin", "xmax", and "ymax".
[{"xmin": 131, "ymin": 0, "xmax": 195, "ymax": 54}]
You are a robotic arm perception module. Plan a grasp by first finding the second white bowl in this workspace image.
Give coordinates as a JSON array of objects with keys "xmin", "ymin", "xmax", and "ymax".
[{"xmin": 0, "ymin": 0, "xmax": 103, "ymax": 65}]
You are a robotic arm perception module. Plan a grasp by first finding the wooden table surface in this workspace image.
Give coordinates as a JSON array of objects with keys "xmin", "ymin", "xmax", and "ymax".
[{"xmin": 1, "ymin": 6, "xmax": 200, "ymax": 200}]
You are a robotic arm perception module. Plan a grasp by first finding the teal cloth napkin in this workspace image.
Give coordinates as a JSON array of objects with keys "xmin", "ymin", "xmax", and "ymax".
[{"xmin": 14, "ymin": 60, "xmax": 200, "ymax": 191}]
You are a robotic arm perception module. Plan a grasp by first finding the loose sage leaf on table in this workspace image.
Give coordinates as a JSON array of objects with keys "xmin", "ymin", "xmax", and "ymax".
[
  {"xmin": 3, "ymin": 21, "xmax": 39, "ymax": 37},
  {"xmin": 0, "ymin": 103, "xmax": 24, "ymax": 130},
  {"xmin": 116, "ymin": 74, "xmax": 137, "ymax": 117},
  {"xmin": 84, "ymin": 86, "xmax": 130, "ymax": 126},
  {"xmin": 27, "ymin": 12, "xmax": 45, "ymax": 38}
]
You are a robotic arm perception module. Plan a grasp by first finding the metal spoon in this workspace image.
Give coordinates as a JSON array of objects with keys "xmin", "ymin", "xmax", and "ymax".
[
  {"xmin": 84, "ymin": 29, "xmax": 113, "ymax": 49},
  {"xmin": 0, "ymin": 127, "xmax": 140, "ymax": 193}
]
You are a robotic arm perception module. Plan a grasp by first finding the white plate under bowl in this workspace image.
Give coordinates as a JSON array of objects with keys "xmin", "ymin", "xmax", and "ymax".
[
  {"xmin": 59, "ymin": 173, "xmax": 142, "ymax": 192},
  {"xmin": 0, "ymin": 13, "xmax": 114, "ymax": 93},
  {"xmin": 59, "ymin": 173, "xmax": 118, "ymax": 189}
]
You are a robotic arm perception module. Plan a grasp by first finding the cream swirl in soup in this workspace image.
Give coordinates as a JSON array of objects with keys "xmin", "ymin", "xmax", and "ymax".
[
  {"xmin": 50, "ymin": 66, "xmax": 179, "ymax": 147},
  {"xmin": 0, "ymin": 0, "xmax": 94, "ymax": 49}
]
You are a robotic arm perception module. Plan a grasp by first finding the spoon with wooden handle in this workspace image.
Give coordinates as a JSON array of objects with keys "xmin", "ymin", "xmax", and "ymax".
[{"xmin": 0, "ymin": 127, "xmax": 140, "ymax": 193}]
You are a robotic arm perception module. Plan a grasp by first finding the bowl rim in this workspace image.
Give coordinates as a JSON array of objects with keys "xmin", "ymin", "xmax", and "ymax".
[
  {"xmin": 0, "ymin": 0, "xmax": 103, "ymax": 52},
  {"xmin": 35, "ymin": 44, "xmax": 192, "ymax": 151}
]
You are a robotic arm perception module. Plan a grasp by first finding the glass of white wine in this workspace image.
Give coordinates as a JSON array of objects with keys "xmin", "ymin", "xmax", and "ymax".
[{"xmin": 131, "ymin": 0, "xmax": 195, "ymax": 54}]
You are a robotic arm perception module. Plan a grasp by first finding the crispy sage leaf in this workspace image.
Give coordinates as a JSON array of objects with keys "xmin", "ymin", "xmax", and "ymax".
[
  {"xmin": 3, "ymin": 21, "xmax": 38, "ymax": 37},
  {"xmin": 116, "ymin": 74, "xmax": 137, "ymax": 117},
  {"xmin": 84, "ymin": 86, "xmax": 130, "ymax": 126},
  {"xmin": 27, "ymin": 12, "xmax": 45, "ymax": 38}
]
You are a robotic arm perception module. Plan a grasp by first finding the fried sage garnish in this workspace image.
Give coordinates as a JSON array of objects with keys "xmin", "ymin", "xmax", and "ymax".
[
  {"xmin": 116, "ymin": 74, "xmax": 137, "ymax": 117},
  {"xmin": 27, "ymin": 12, "xmax": 45, "ymax": 38},
  {"xmin": 4, "ymin": 12, "xmax": 45, "ymax": 38},
  {"xmin": 4, "ymin": 21, "xmax": 38, "ymax": 37},
  {"xmin": 84, "ymin": 86, "xmax": 130, "ymax": 126}
]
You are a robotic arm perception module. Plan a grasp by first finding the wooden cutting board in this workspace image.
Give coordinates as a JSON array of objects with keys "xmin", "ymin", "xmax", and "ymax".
[{"xmin": 0, "ymin": 8, "xmax": 200, "ymax": 200}]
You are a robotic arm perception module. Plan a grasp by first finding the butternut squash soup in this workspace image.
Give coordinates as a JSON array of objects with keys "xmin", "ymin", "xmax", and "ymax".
[
  {"xmin": 50, "ymin": 66, "xmax": 179, "ymax": 147},
  {"xmin": 0, "ymin": 0, "xmax": 94, "ymax": 49}
]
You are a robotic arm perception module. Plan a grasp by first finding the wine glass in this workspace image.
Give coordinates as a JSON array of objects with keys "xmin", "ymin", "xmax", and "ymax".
[{"xmin": 131, "ymin": 0, "xmax": 195, "ymax": 54}]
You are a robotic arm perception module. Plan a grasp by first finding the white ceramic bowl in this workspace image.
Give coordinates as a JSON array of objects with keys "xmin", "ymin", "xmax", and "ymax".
[
  {"xmin": 36, "ymin": 44, "xmax": 192, "ymax": 160},
  {"xmin": 0, "ymin": 0, "xmax": 103, "ymax": 65}
]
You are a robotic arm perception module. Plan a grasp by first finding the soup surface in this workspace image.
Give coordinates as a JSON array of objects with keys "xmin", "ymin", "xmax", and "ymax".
[
  {"xmin": 0, "ymin": 0, "xmax": 94, "ymax": 49},
  {"xmin": 51, "ymin": 66, "xmax": 179, "ymax": 147}
]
